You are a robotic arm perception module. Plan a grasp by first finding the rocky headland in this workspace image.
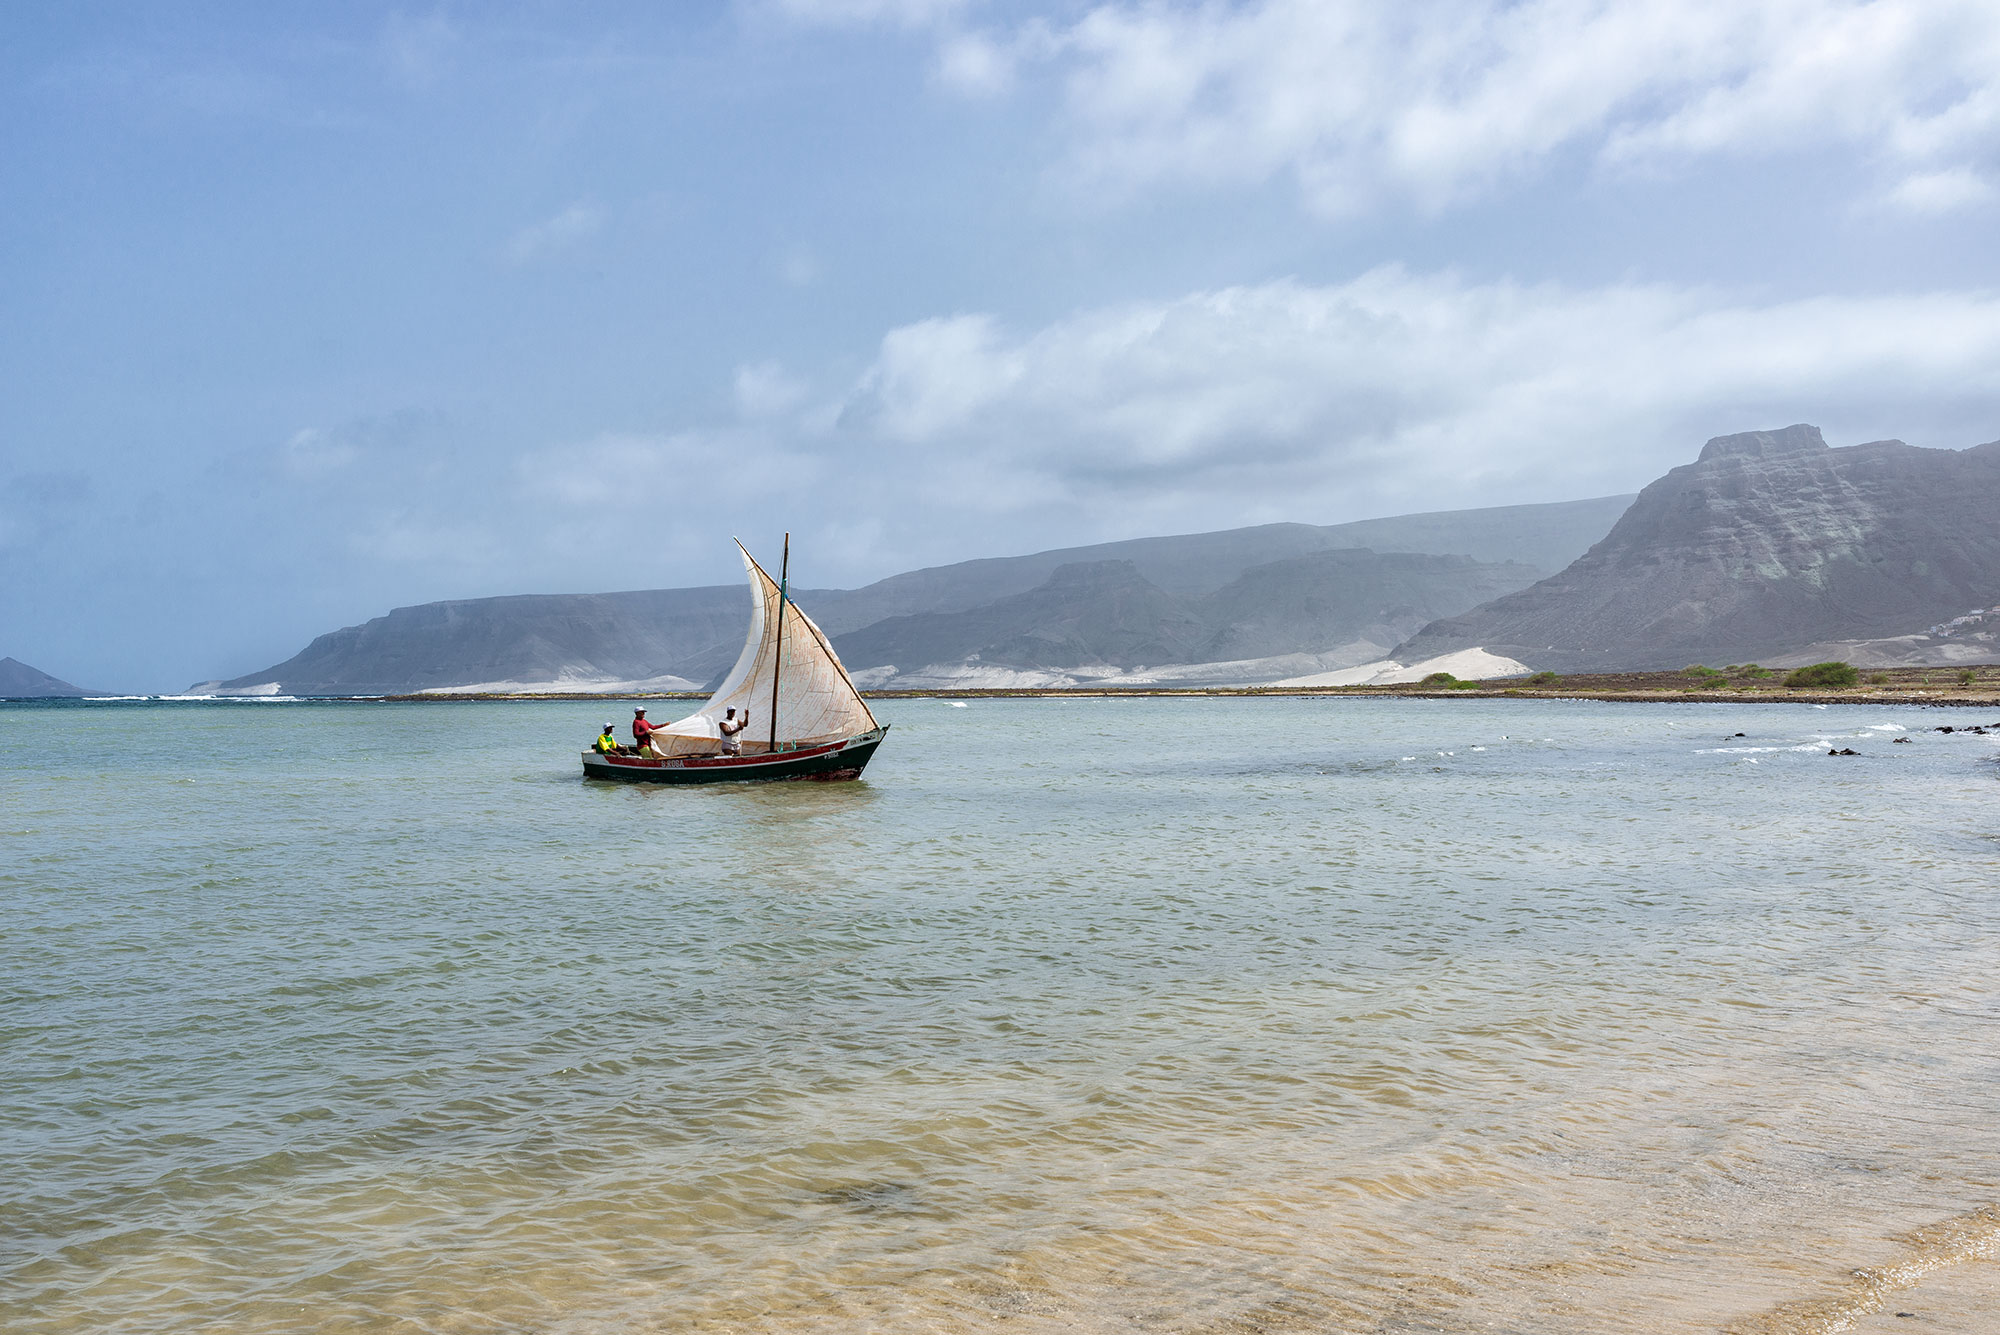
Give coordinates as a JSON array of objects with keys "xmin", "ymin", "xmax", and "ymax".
[
  {"xmin": 0, "ymin": 657, "xmax": 97, "ymax": 698},
  {"xmin": 1392, "ymin": 425, "xmax": 2000, "ymax": 672}
]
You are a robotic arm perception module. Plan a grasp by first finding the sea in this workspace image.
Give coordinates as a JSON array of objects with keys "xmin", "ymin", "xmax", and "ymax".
[{"xmin": 3, "ymin": 695, "xmax": 1998, "ymax": 1334}]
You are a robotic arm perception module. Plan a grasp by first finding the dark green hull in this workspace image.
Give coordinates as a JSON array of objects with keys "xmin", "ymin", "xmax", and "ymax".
[{"xmin": 581, "ymin": 726, "xmax": 887, "ymax": 784}]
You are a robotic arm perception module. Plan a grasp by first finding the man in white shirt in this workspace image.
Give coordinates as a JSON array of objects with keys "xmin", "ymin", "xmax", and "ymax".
[{"xmin": 717, "ymin": 708, "xmax": 751, "ymax": 756}]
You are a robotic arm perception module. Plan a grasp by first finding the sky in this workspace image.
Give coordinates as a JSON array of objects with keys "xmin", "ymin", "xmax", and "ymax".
[{"xmin": 5, "ymin": 0, "xmax": 2000, "ymax": 691}]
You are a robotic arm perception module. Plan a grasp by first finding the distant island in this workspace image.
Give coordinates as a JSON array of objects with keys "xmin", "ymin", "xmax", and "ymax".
[
  {"xmin": 0, "ymin": 657, "xmax": 98, "ymax": 699},
  {"xmin": 191, "ymin": 424, "xmax": 2000, "ymax": 698}
]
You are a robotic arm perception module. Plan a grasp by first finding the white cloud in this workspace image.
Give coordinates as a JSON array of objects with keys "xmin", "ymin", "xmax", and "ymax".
[
  {"xmin": 244, "ymin": 281, "xmax": 2000, "ymax": 602},
  {"xmin": 207, "ymin": 276, "xmax": 2000, "ymax": 601},
  {"xmin": 846, "ymin": 313, "xmax": 1020, "ymax": 441},
  {"xmin": 501, "ymin": 201, "xmax": 605, "ymax": 265},
  {"xmin": 131, "ymin": 271, "xmax": 2000, "ymax": 619},
  {"xmin": 954, "ymin": 0, "xmax": 2000, "ymax": 217},
  {"xmin": 1884, "ymin": 166, "xmax": 1997, "ymax": 214},
  {"xmin": 734, "ymin": 362, "xmax": 810, "ymax": 419},
  {"xmin": 832, "ymin": 270, "xmax": 2000, "ymax": 531},
  {"xmin": 933, "ymin": 30, "xmax": 1016, "ymax": 97},
  {"xmin": 461, "ymin": 272, "xmax": 2000, "ymax": 584}
]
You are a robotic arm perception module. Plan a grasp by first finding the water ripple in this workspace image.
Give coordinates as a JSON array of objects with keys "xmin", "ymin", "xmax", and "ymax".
[{"xmin": 3, "ymin": 697, "xmax": 1997, "ymax": 1332}]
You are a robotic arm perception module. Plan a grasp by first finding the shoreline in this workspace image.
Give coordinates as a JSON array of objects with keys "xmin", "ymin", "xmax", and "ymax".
[
  {"xmin": 22, "ymin": 668, "xmax": 1990, "ymax": 708},
  {"xmin": 365, "ymin": 664, "xmax": 2000, "ymax": 708}
]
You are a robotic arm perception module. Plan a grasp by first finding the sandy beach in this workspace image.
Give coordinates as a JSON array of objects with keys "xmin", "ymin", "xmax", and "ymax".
[{"xmin": 389, "ymin": 664, "xmax": 2000, "ymax": 710}]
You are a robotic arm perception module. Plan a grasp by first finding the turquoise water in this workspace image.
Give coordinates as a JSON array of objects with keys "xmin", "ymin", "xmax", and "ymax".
[{"xmin": 3, "ymin": 697, "xmax": 1998, "ymax": 1333}]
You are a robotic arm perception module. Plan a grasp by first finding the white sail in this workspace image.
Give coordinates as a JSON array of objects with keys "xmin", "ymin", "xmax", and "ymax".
[{"xmin": 649, "ymin": 543, "xmax": 878, "ymax": 756}]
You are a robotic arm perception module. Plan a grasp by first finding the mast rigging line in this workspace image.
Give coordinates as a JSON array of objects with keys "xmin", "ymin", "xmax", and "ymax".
[{"xmin": 770, "ymin": 532, "xmax": 788, "ymax": 753}]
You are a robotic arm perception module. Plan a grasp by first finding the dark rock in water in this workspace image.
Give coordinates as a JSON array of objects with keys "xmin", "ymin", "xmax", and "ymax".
[
  {"xmin": 1893, "ymin": 736, "xmax": 1912, "ymax": 743},
  {"xmin": 1938, "ymin": 726, "xmax": 1955, "ymax": 733},
  {"xmin": 1828, "ymin": 747, "xmax": 1860, "ymax": 756},
  {"xmin": 1732, "ymin": 732, "xmax": 1746, "ymax": 737},
  {"xmin": 819, "ymin": 1182, "xmax": 923, "ymax": 1213},
  {"xmin": 1391, "ymin": 424, "xmax": 2000, "ymax": 671}
]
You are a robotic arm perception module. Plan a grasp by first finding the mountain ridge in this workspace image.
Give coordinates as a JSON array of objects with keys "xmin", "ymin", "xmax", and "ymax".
[
  {"xmin": 210, "ymin": 495, "xmax": 1635, "ymax": 694},
  {"xmin": 831, "ymin": 550, "xmax": 1546, "ymax": 685},
  {"xmin": 1392, "ymin": 426, "xmax": 2000, "ymax": 670}
]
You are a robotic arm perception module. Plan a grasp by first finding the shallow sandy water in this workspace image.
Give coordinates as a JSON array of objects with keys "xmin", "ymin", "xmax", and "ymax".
[{"xmin": 3, "ymin": 696, "xmax": 1996, "ymax": 1332}]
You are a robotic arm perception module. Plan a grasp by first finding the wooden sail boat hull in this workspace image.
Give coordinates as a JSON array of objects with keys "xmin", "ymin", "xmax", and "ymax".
[{"xmin": 581, "ymin": 725, "xmax": 888, "ymax": 785}]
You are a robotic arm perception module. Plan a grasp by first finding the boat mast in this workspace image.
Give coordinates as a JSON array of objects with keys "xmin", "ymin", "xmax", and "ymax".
[{"xmin": 768, "ymin": 532, "xmax": 789, "ymax": 753}]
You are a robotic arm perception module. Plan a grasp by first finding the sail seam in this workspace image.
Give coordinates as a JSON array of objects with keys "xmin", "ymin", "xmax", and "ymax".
[{"xmin": 736, "ymin": 544, "xmax": 879, "ymax": 734}]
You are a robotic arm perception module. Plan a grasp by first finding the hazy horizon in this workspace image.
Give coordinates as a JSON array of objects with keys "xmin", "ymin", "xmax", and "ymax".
[{"xmin": 7, "ymin": 2, "xmax": 2000, "ymax": 690}]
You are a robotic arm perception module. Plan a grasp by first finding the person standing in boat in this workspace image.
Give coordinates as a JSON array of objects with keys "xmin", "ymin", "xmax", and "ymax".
[
  {"xmin": 631, "ymin": 707, "xmax": 660, "ymax": 755},
  {"xmin": 717, "ymin": 708, "xmax": 751, "ymax": 756}
]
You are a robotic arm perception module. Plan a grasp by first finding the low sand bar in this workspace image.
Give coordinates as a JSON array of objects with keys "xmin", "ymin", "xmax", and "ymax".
[{"xmin": 386, "ymin": 664, "xmax": 2000, "ymax": 707}]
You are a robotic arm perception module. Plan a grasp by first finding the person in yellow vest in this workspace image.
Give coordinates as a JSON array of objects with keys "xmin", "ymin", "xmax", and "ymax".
[{"xmin": 592, "ymin": 723, "xmax": 622, "ymax": 755}]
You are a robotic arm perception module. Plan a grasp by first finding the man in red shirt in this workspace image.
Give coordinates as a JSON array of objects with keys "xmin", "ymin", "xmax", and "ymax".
[{"xmin": 631, "ymin": 707, "xmax": 660, "ymax": 755}]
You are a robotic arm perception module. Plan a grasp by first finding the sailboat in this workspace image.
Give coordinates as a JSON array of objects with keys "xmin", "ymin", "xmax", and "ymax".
[{"xmin": 580, "ymin": 538, "xmax": 889, "ymax": 784}]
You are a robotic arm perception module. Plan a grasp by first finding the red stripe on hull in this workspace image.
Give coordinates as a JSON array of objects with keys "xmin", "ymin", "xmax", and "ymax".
[{"xmin": 580, "ymin": 727, "xmax": 887, "ymax": 785}]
